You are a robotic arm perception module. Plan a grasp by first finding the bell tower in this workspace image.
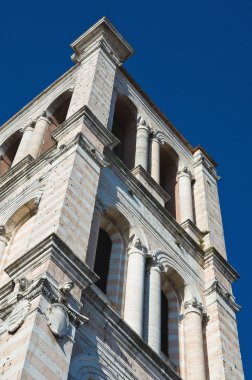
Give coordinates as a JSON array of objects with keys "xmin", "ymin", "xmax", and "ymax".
[{"xmin": 0, "ymin": 18, "xmax": 243, "ymax": 380}]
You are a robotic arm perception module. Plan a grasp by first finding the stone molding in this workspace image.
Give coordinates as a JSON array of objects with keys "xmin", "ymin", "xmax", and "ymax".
[
  {"xmin": 0, "ymin": 275, "xmax": 88, "ymax": 336},
  {"xmin": 204, "ymin": 280, "xmax": 241, "ymax": 313},
  {"xmin": 204, "ymin": 246, "xmax": 239, "ymax": 284},
  {"xmin": 71, "ymin": 17, "xmax": 134, "ymax": 65},
  {"xmin": 193, "ymin": 149, "xmax": 220, "ymax": 180},
  {"xmin": 131, "ymin": 165, "xmax": 170, "ymax": 205},
  {"xmin": 52, "ymin": 105, "xmax": 120, "ymax": 149},
  {"xmin": 3, "ymin": 233, "xmax": 98, "ymax": 290}
]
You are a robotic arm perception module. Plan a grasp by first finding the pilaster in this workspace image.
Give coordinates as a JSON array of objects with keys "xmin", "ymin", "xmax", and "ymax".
[
  {"xmin": 193, "ymin": 149, "xmax": 226, "ymax": 258},
  {"xmin": 67, "ymin": 17, "xmax": 134, "ymax": 127}
]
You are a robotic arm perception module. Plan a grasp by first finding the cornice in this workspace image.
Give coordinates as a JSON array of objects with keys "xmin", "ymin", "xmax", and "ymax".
[
  {"xmin": 52, "ymin": 105, "xmax": 119, "ymax": 149},
  {"xmin": 71, "ymin": 17, "xmax": 134, "ymax": 65},
  {"xmin": 0, "ymin": 129, "xmax": 108, "ymax": 202},
  {"xmin": 3, "ymin": 233, "xmax": 98, "ymax": 289},
  {"xmin": 204, "ymin": 247, "xmax": 239, "ymax": 284},
  {"xmin": 205, "ymin": 280, "xmax": 241, "ymax": 313},
  {"xmin": 131, "ymin": 165, "xmax": 170, "ymax": 204}
]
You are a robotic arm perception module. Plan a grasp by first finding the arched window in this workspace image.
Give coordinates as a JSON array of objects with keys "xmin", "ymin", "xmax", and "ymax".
[
  {"xmin": 0, "ymin": 131, "xmax": 22, "ymax": 176},
  {"xmin": 111, "ymin": 95, "xmax": 137, "ymax": 170},
  {"xmin": 0, "ymin": 199, "xmax": 38, "ymax": 286},
  {"xmin": 160, "ymin": 277, "xmax": 181, "ymax": 368},
  {"xmin": 160, "ymin": 143, "xmax": 179, "ymax": 218},
  {"xmin": 39, "ymin": 90, "xmax": 73, "ymax": 155},
  {"xmin": 93, "ymin": 209, "xmax": 129, "ymax": 314}
]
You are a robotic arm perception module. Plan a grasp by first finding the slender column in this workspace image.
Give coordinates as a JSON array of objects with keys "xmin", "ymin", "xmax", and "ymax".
[
  {"xmin": 177, "ymin": 167, "xmax": 194, "ymax": 223},
  {"xmin": 184, "ymin": 297, "xmax": 206, "ymax": 380},
  {"xmin": 144, "ymin": 259, "xmax": 162, "ymax": 354},
  {"xmin": 124, "ymin": 238, "xmax": 146, "ymax": 336},
  {"xmin": 28, "ymin": 112, "xmax": 51, "ymax": 159},
  {"xmin": 0, "ymin": 226, "xmax": 10, "ymax": 264},
  {"xmin": 151, "ymin": 134, "xmax": 161, "ymax": 184},
  {"xmin": 86, "ymin": 199, "xmax": 103, "ymax": 270},
  {"xmin": 135, "ymin": 115, "xmax": 150, "ymax": 170},
  {"xmin": 11, "ymin": 123, "xmax": 35, "ymax": 167}
]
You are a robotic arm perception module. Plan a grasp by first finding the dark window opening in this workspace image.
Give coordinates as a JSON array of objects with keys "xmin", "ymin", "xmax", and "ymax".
[
  {"xmin": 94, "ymin": 228, "xmax": 112, "ymax": 293},
  {"xmin": 161, "ymin": 289, "xmax": 169, "ymax": 356},
  {"xmin": 112, "ymin": 96, "xmax": 137, "ymax": 170},
  {"xmin": 160, "ymin": 144, "xmax": 178, "ymax": 218}
]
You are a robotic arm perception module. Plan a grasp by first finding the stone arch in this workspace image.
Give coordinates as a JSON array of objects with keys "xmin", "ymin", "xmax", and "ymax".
[
  {"xmin": 39, "ymin": 89, "xmax": 73, "ymax": 155},
  {"xmin": 93, "ymin": 204, "xmax": 148, "ymax": 315},
  {"xmin": 0, "ymin": 130, "xmax": 22, "ymax": 176},
  {"xmin": 0, "ymin": 197, "xmax": 40, "ymax": 285},
  {"xmin": 111, "ymin": 94, "xmax": 138, "ymax": 170},
  {"xmin": 153, "ymin": 250, "xmax": 201, "ymax": 302},
  {"xmin": 152, "ymin": 250, "xmax": 202, "ymax": 374},
  {"xmin": 45, "ymin": 89, "xmax": 73, "ymax": 123}
]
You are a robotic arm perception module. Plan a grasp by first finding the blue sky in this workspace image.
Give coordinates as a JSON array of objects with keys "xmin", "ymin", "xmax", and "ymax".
[{"xmin": 1, "ymin": 1, "xmax": 251, "ymax": 377}]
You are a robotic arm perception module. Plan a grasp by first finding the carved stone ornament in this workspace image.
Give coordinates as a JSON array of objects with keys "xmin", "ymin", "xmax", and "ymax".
[
  {"xmin": 7, "ymin": 299, "xmax": 31, "ymax": 334},
  {"xmin": 47, "ymin": 303, "xmax": 70, "ymax": 338},
  {"xmin": 184, "ymin": 297, "xmax": 205, "ymax": 315}
]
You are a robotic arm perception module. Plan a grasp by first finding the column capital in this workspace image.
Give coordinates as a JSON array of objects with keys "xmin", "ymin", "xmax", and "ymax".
[
  {"xmin": 136, "ymin": 115, "xmax": 150, "ymax": 132},
  {"xmin": 20, "ymin": 120, "xmax": 36, "ymax": 134},
  {"xmin": 177, "ymin": 166, "xmax": 193, "ymax": 180},
  {"xmin": 184, "ymin": 297, "xmax": 205, "ymax": 316},
  {"xmin": 94, "ymin": 198, "xmax": 107, "ymax": 215},
  {"xmin": 146, "ymin": 256, "xmax": 164, "ymax": 273},
  {"xmin": 127, "ymin": 237, "xmax": 147, "ymax": 256},
  {"xmin": 151, "ymin": 131, "xmax": 163, "ymax": 144},
  {"xmin": 36, "ymin": 111, "xmax": 52, "ymax": 125}
]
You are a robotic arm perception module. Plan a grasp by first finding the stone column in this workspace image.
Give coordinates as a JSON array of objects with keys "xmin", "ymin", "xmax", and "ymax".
[
  {"xmin": 124, "ymin": 238, "xmax": 146, "ymax": 336},
  {"xmin": 0, "ymin": 226, "xmax": 10, "ymax": 264},
  {"xmin": 177, "ymin": 167, "xmax": 194, "ymax": 223},
  {"xmin": 11, "ymin": 123, "xmax": 35, "ymax": 167},
  {"xmin": 151, "ymin": 134, "xmax": 161, "ymax": 184},
  {"xmin": 28, "ymin": 112, "xmax": 51, "ymax": 159},
  {"xmin": 184, "ymin": 297, "xmax": 206, "ymax": 380},
  {"xmin": 134, "ymin": 116, "xmax": 150, "ymax": 170},
  {"xmin": 86, "ymin": 199, "xmax": 103, "ymax": 270},
  {"xmin": 144, "ymin": 259, "xmax": 162, "ymax": 354}
]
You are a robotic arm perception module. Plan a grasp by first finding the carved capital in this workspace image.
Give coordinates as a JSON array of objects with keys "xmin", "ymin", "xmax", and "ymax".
[
  {"xmin": 95, "ymin": 198, "xmax": 107, "ymax": 215},
  {"xmin": 137, "ymin": 115, "xmax": 150, "ymax": 131},
  {"xmin": 36, "ymin": 111, "xmax": 52, "ymax": 125},
  {"xmin": 128, "ymin": 237, "xmax": 148, "ymax": 256},
  {"xmin": 177, "ymin": 166, "xmax": 193, "ymax": 180},
  {"xmin": 184, "ymin": 297, "xmax": 205, "ymax": 316}
]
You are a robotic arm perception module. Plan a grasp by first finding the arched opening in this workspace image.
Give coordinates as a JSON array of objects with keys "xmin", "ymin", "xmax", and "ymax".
[
  {"xmin": 94, "ymin": 228, "xmax": 112, "ymax": 293},
  {"xmin": 0, "ymin": 199, "xmax": 39, "ymax": 286},
  {"xmin": 0, "ymin": 131, "xmax": 22, "ymax": 176},
  {"xmin": 111, "ymin": 95, "xmax": 137, "ymax": 170},
  {"xmin": 160, "ymin": 143, "xmax": 179, "ymax": 218},
  {"xmin": 93, "ymin": 208, "xmax": 129, "ymax": 314},
  {"xmin": 39, "ymin": 90, "xmax": 73, "ymax": 155},
  {"xmin": 159, "ymin": 266, "xmax": 185, "ymax": 372}
]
